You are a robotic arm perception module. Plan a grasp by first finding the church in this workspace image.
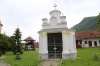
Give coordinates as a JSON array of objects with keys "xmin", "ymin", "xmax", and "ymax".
[
  {"xmin": 0, "ymin": 21, "xmax": 3, "ymax": 34},
  {"xmin": 38, "ymin": 5, "xmax": 77, "ymax": 60}
]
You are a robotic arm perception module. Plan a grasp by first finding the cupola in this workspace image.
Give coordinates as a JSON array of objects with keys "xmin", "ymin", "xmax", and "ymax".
[{"xmin": 49, "ymin": 4, "xmax": 61, "ymax": 19}]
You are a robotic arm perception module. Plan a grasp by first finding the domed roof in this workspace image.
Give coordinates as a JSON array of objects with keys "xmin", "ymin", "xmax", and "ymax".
[
  {"xmin": 0, "ymin": 21, "xmax": 3, "ymax": 26},
  {"xmin": 49, "ymin": 9, "xmax": 61, "ymax": 15}
]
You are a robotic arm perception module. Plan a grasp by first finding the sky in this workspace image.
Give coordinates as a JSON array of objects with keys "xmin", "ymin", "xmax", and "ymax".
[{"xmin": 0, "ymin": 0, "xmax": 100, "ymax": 42}]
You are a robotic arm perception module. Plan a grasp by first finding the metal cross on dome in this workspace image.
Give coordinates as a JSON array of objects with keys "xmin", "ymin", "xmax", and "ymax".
[{"xmin": 53, "ymin": 4, "xmax": 57, "ymax": 9}]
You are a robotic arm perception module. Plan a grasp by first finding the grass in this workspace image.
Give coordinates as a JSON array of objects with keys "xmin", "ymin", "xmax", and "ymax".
[
  {"xmin": 61, "ymin": 47, "xmax": 100, "ymax": 66},
  {"xmin": 0, "ymin": 47, "xmax": 100, "ymax": 66},
  {"xmin": 0, "ymin": 51, "xmax": 43, "ymax": 66}
]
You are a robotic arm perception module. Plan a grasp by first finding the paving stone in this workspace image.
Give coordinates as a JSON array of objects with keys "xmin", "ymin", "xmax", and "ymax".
[
  {"xmin": 0, "ymin": 61, "xmax": 9, "ymax": 66},
  {"xmin": 38, "ymin": 59, "xmax": 61, "ymax": 66}
]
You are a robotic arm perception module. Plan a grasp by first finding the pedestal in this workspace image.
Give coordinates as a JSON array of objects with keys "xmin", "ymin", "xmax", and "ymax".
[
  {"xmin": 70, "ymin": 51, "xmax": 77, "ymax": 59},
  {"xmin": 62, "ymin": 51, "xmax": 70, "ymax": 60},
  {"xmin": 39, "ymin": 52, "xmax": 48, "ymax": 59}
]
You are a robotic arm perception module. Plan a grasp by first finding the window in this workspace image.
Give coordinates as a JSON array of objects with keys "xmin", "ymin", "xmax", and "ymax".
[
  {"xmin": 57, "ymin": 13, "xmax": 60, "ymax": 19},
  {"xmin": 94, "ymin": 41, "xmax": 97, "ymax": 46},
  {"xmin": 51, "ymin": 13, "xmax": 54, "ymax": 17},
  {"xmin": 85, "ymin": 41, "xmax": 87, "ymax": 44},
  {"xmin": 80, "ymin": 41, "xmax": 82, "ymax": 44}
]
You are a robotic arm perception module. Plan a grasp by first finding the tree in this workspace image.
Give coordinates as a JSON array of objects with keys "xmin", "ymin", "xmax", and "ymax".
[
  {"xmin": 0, "ymin": 34, "xmax": 9, "ymax": 54},
  {"xmin": 97, "ymin": 13, "xmax": 100, "ymax": 31},
  {"xmin": 12, "ymin": 28, "xmax": 23, "ymax": 54},
  {"xmin": 8, "ymin": 36, "xmax": 16, "ymax": 51}
]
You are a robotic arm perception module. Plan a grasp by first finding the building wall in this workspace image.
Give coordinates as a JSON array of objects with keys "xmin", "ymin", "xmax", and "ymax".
[{"xmin": 76, "ymin": 38, "xmax": 100, "ymax": 48}]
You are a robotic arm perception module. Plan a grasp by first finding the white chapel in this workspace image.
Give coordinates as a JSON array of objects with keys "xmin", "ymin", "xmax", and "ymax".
[{"xmin": 38, "ymin": 5, "xmax": 77, "ymax": 60}]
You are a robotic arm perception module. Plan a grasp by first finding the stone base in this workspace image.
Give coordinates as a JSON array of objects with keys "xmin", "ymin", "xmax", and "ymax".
[
  {"xmin": 62, "ymin": 52, "xmax": 77, "ymax": 60},
  {"xmin": 39, "ymin": 53, "xmax": 48, "ymax": 59},
  {"xmin": 62, "ymin": 53, "xmax": 70, "ymax": 60},
  {"xmin": 70, "ymin": 53, "xmax": 77, "ymax": 59},
  {"xmin": 39, "ymin": 52, "xmax": 77, "ymax": 60}
]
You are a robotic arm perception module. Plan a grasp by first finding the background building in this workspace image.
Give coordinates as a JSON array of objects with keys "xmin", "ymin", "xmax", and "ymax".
[{"xmin": 75, "ymin": 30, "xmax": 100, "ymax": 48}]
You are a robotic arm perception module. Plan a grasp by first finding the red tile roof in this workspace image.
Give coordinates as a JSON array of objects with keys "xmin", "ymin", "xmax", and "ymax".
[
  {"xmin": 0, "ymin": 21, "xmax": 3, "ymax": 26},
  {"xmin": 75, "ymin": 30, "xmax": 100, "ymax": 40},
  {"xmin": 23, "ymin": 36, "xmax": 35, "ymax": 41}
]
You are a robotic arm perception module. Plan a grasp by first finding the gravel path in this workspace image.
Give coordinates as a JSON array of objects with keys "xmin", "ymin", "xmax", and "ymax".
[
  {"xmin": 38, "ymin": 59, "xmax": 61, "ymax": 66},
  {"xmin": 0, "ymin": 61, "xmax": 8, "ymax": 66},
  {"xmin": 0, "ymin": 56, "xmax": 10, "ymax": 66}
]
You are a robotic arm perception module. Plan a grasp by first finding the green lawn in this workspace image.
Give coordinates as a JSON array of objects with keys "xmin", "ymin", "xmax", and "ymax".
[
  {"xmin": 0, "ymin": 47, "xmax": 100, "ymax": 66},
  {"xmin": 61, "ymin": 47, "xmax": 100, "ymax": 66},
  {"xmin": 0, "ymin": 51, "xmax": 43, "ymax": 66}
]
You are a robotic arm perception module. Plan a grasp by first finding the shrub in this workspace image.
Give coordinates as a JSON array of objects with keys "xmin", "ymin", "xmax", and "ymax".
[{"xmin": 93, "ymin": 54, "xmax": 99, "ymax": 61}]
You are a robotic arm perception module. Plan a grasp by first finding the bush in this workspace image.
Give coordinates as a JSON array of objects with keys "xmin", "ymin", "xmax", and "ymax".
[
  {"xmin": 1, "ymin": 49, "xmax": 6, "ymax": 54},
  {"xmin": 2, "ymin": 51, "xmax": 6, "ymax": 54},
  {"xmin": 12, "ymin": 45, "xmax": 24, "ymax": 55},
  {"xmin": 93, "ymin": 54, "xmax": 99, "ymax": 61},
  {"xmin": 0, "ymin": 52, "xmax": 1, "ymax": 57},
  {"xmin": 20, "ymin": 49, "xmax": 24, "ymax": 54},
  {"xmin": 15, "ymin": 52, "xmax": 21, "ymax": 60},
  {"xmin": 13, "ymin": 49, "xmax": 24, "ymax": 55}
]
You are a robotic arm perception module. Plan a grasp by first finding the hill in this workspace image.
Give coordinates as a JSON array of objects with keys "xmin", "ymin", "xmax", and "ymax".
[{"xmin": 72, "ymin": 15, "xmax": 99, "ymax": 32}]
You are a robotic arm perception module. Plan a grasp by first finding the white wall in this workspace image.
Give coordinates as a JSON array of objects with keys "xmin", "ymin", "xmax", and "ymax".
[
  {"xmin": 43, "ymin": 24, "xmax": 67, "ymax": 29},
  {"xmin": 81, "ymin": 38, "xmax": 100, "ymax": 48}
]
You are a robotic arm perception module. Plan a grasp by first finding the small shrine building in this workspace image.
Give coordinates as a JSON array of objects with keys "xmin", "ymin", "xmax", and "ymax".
[{"xmin": 38, "ymin": 5, "xmax": 77, "ymax": 60}]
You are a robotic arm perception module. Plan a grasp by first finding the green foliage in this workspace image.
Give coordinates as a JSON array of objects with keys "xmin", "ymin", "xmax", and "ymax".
[
  {"xmin": 13, "ymin": 28, "xmax": 22, "ymax": 42},
  {"xmin": 0, "ymin": 52, "xmax": 1, "ymax": 57},
  {"xmin": 72, "ymin": 16, "xmax": 99, "ymax": 32},
  {"xmin": 15, "ymin": 53, "xmax": 21, "ymax": 60},
  {"xmin": 93, "ymin": 54, "xmax": 99, "ymax": 61},
  {"xmin": 0, "ymin": 28, "xmax": 23, "ymax": 55},
  {"xmin": 96, "ymin": 13, "xmax": 100, "ymax": 31},
  {"xmin": 0, "ymin": 51, "xmax": 43, "ymax": 66},
  {"xmin": 8, "ymin": 36, "xmax": 16, "ymax": 51},
  {"xmin": 0, "ymin": 34, "xmax": 9, "ymax": 54},
  {"xmin": 12, "ymin": 28, "xmax": 23, "ymax": 54}
]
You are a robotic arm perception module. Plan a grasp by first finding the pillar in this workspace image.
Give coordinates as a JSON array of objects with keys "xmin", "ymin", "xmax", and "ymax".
[
  {"xmin": 62, "ymin": 31, "xmax": 70, "ymax": 59},
  {"xmin": 71, "ymin": 34, "xmax": 77, "ymax": 58},
  {"xmin": 82, "ymin": 39, "xmax": 85, "ymax": 48},
  {"xmin": 40, "ymin": 32, "xmax": 48, "ymax": 59},
  {"xmin": 39, "ymin": 34, "xmax": 42, "ymax": 58},
  {"xmin": 92, "ymin": 41, "xmax": 94, "ymax": 47},
  {"xmin": 97, "ymin": 40, "xmax": 100, "ymax": 46}
]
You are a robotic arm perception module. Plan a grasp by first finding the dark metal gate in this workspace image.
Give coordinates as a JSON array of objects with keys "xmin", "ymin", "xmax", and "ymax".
[{"xmin": 48, "ymin": 33, "xmax": 62, "ymax": 58}]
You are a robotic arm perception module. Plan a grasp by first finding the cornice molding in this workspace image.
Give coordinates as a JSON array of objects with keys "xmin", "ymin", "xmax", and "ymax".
[{"xmin": 38, "ymin": 28, "xmax": 75, "ymax": 34}]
